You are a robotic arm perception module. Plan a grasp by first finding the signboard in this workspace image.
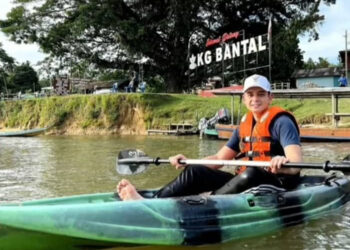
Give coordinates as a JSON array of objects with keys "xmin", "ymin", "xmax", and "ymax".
[{"xmin": 188, "ymin": 30, "xmax": 270, "ymax": 87}]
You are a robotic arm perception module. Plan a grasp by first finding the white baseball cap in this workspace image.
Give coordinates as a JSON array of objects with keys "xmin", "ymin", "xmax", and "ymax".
[{"xmin": 243, "ymin": 74, "xmax": 271, "ymax": 92}]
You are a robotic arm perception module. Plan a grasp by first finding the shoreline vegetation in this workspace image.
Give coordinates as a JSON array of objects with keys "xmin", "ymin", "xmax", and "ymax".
[{"xmin": 0, "ymin": 93, "xmax": 349, "ymax": 136}]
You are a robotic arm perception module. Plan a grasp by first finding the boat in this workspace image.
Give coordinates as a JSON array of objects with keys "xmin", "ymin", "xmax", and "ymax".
[
  {"xmin": 199, "ymin": 108, "xmax": 231, "ymax": 139},
  {"xmin": 300, "ymin": 135, "xmax": 350, "ymax": 143},
  {"xmin": 203, "ymin": 127, "xmax": 219, "ymax": 138},
  {"xmin": 215, "ymin": 124, "xmax": 350, "ymax": 142},
  {"xmin": 0, "ymin": 174, "xmax": 349, "ymax": 248},
  {"xmin": 0, "ymin": 127, "xmax": 48, "ymax": 137},
  {"xmin": 208, "ymin": 87, "xmax": 350, "ymax": 142}
]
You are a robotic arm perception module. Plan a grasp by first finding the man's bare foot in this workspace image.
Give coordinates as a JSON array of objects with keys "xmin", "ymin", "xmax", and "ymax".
[{"xmin": 116, "ymin": 179, "xmax": 144, "ymax": 201}]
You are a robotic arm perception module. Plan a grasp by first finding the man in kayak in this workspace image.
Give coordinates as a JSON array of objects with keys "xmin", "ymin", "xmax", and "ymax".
[{"xmin": 117, "ymin": 74, "xmax": 302, "ymax": 200}]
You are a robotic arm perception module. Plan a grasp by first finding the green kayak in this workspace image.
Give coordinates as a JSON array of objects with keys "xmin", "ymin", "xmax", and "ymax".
[{"xmin": 0, "ymin": 175, "xmax": 349, "ymax": 249}]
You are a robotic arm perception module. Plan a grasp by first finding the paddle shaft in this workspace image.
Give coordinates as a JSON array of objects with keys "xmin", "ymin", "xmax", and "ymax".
[{"xmin": 117, "ymin": 158, "xmax": 350, "ymax": 172}]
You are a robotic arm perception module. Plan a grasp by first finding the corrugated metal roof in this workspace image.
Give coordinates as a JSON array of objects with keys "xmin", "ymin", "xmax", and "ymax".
[{"xmin": 292, "ymin": 67, "xmax": 344, "ymax": 78}]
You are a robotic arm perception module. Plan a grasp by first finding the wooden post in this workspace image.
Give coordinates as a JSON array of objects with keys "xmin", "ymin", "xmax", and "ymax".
[
  {"xmin": 231, "ymin": 95, "xmax": 234, "ymax": 125},
  {"xmin": 331, "ymin": 93, "xmax": 335, "ymax": 127},
  {"xmin": 331, "ymin": 94, "xmax": 339, "ymax": 128},
  {"xmin": 346, "ymin": 30, "xmax": 348, "ymax": 82},
  {"xmin": 336, "ymin": 95, "xmax": 339, "ymax": 128},
  {"xmin": 237, "ymin": 95, "xmax": 242, "ymax": 125}
]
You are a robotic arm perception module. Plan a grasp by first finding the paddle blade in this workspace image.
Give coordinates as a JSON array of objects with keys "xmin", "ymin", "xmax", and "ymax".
[
  {"xmin": 341, "ymin": 155, "xmax": 350, "ymax": 175},
  {"xmin": 343, "ymin": 155, "xmax": 350, "ymax": 162},
  {"xmin": 117, "ymin": 149, "xmax": 149, "ymax": 175}
]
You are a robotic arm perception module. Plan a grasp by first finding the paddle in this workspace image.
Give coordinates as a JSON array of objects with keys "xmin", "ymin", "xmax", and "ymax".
[{"xmin": 117, "ymin": 149, "xmax": 350, "ymax": 175}]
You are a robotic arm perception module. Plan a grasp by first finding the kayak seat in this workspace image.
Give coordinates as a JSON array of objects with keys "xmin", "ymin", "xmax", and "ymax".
[
  {"xmin": 242, "ymin": 175, "xmax": 331, "ymax": 196},
  {"xmin": 294, "ymin": 174, "xmax": 343, "ymax": 189},
  {"xmin": 297, "ymin": 175, "xmax": 326, "ymax": 186}
]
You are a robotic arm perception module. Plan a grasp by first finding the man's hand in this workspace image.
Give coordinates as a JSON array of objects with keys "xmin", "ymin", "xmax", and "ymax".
[
  {"xmin": 270, "ymin": 155, "xmax": 289, "ymax": 173},
  {"xmin": 169, "ymin": 154, "xmax": 187, "ymax": 169}
]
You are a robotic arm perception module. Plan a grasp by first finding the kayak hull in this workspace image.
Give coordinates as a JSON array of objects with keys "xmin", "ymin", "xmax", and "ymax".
[{"xmin": 0, "ymin": 175, "xmax": 349, "ymax": 249}]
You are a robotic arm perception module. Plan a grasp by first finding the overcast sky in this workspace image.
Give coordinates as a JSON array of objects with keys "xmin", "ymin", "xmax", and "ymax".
[
  {"xmin": 0, "ymin": 0, "xmax": 349, "ymax": 66},
  {"xmin": 299, "ymin": 0, "xmax": 350, "ymax": 64},
  {"xmin": 0, "ymin": 1, "xmax": 45, "ymax": 65}
]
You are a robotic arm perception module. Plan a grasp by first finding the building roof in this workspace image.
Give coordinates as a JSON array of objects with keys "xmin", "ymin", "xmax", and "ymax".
[{"xmin": 292, "ymin": 67, "xmax": 343, "ymax": 79}]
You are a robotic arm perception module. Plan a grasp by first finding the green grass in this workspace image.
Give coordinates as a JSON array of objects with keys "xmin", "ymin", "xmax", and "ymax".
[{"xmin": 0, "ymin": 93, "xmax": 349, "ymax": 132}]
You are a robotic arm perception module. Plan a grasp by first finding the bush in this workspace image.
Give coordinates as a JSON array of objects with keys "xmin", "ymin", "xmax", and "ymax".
[{"xmin": 146, "ymin": 75, "xmax": 166, "ymax": 93}]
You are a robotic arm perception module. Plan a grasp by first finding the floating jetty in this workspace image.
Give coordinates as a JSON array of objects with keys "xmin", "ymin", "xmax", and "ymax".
[{"xmin": 147, "ymin": 123, "xmax": 198, "ymax": 136}]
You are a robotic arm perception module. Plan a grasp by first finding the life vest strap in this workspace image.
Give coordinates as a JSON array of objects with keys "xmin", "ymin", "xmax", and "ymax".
[
  {"xmin": 244, "ymin": 151, "xmax": 271, "ymax": 158},
  {"xmin": 242, "ymin": 136, "xmax": 271, "ymax": 143}
]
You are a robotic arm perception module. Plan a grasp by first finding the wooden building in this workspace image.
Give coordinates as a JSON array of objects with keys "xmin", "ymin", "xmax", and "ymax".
[{"xmin": 292, "ymin": 67, "xmax": 343, "ymax": 89}]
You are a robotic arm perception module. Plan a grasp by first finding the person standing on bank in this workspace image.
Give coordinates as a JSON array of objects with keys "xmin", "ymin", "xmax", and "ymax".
[
  {"xmin": 338, "ymin": 73, "xmax": 348, "ymax": 87},
  {"xmin": 117, "ymin": 74, "xmax": 302, "ymax": 201},
  {"xmin": 139, "ymin": 81, "xmax": 147, "ymax": 93}
]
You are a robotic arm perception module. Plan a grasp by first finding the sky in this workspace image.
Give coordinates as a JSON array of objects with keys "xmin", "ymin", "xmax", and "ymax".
[
  {"xmin": 0, "ymin": 1, "xmax": 45, "ymax": 66},
  {"xmin": 298, "ymin": 0, "xmax": 350, "ymax": 64},
  {"xmin": 0, "ymin": 0, "xmax": 349, "ymax": 66}
]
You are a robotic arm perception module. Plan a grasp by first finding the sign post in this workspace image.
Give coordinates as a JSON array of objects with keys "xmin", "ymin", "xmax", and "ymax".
[
  {"xmin": 268, "ymin": 15, "xmax": 272, "ymax": 82},
  {"xmin": 345, "ymin": 30, "xmax": 348, "ymax": 81}
]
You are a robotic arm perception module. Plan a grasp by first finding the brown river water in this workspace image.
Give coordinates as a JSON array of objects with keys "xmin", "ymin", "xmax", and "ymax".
[{"xmin": 1, "ymin": 135, "xmax": 350, "ymax": 249}]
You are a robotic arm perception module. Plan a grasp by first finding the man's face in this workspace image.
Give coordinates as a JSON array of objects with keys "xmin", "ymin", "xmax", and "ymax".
[{"xmin": 243, "ymin": 87, "xmax": 272, "ymax": 115}]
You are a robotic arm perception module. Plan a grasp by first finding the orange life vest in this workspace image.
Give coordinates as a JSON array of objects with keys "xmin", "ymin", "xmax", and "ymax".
[{"xmin": 235, "ymin": 106, "xmax": 299, "ymax": 174}]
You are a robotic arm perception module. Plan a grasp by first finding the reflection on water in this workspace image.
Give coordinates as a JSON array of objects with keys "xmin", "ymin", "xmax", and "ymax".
[
  {"xmin": 0, "ymin": 135, "xmax": 350, "ymax": 249},
  {"xmin": 0, "ymin": 137, "xmax": 54, "ymax": 201}
]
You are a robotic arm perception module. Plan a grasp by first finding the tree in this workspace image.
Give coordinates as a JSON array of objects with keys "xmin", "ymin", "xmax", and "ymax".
[
  {"xmin": 271, "ymin": 28, "xmax": 304, "ymax": 81},
  {"xmin": 303, "ymin": 57, "xmax": 339, "ymax": 69},
  {"xmin": 10, "ymin": 62, "xmax": 39, "ymax": 92},
  {"xmin": 0, "ymin": 45, "xmax": 14, "ymax": 67},
  {"xmin": 0, "ymin": 42, "xmax": 15, "ymax": 94},
  {"xmin": 304, "ymin": 58, "xmax": 317, "ymax": 70},
  {"xmin": 317, "ymin": 57, "xmax": 332, "ymax": 68},
  {"xmin": 0, "ymin": 0, "xmax": 336, "ymax": 92}
]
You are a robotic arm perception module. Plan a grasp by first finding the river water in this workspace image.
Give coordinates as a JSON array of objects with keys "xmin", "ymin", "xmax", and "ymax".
[{"xmin": 1, "ymin": 135, "xmax": 350, "ymax": 249}]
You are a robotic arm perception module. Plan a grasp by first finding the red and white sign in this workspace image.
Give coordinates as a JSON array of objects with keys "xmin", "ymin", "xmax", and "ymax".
[{"xmin": 205, "ymin": 31, "xmax": 240, "ymax": 47}]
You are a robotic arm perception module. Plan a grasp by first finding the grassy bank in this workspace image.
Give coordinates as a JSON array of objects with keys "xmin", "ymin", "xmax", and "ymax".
[{"xmin": 0, "ymin": 93, "xmax": 349, "ymax": 135}]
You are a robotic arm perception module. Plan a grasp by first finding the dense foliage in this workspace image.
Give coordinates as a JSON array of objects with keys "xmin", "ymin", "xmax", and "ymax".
[
  {"xmin": 303, "ymin": 57, "xmax": 340, "ymax": 69},
  {"xmin": 0, "ymin": 0, "xmax": 336, "ymax": 92},
  {"xmin": 10, "ymin": 63, "xmax": 39, "ymax": 92},
  {"xmin": 0, "ymin": 43, "xmax": 38, "ymax": 94}
]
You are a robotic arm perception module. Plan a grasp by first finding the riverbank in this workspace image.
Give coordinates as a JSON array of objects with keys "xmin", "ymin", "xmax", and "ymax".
[{"xmin": 0, "ymin": 93, "xmax": 349, "ymax": 135}]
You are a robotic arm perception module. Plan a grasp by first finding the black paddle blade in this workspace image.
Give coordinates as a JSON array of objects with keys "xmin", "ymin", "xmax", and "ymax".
[
  {"xmin": 341, "ymin": 155, "xmax": 350, "ymax": 175},
  {"xmin": 343, "ymin": 155, "xmax": 350, "ymax": 162},
  {"xmin": 116, "ymin": 149, "xmax": 149, "ymax": 175}
]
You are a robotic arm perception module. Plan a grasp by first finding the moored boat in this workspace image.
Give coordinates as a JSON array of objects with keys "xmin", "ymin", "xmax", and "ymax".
[
  {"xmin": 0, "ymin": 127, "xmax": 48, "ymax": 137},
  {"xmin": 0, "ymin": 175, "xmax": 349, "ymax": 249},
  {"xmin": 199, "ymin": 108, "xmax": 231, "ymax": 139},
  {"xmin": 215, "ymin": 124, "xmax": 350, "ymax": 142},
  {"xmin": 203, "ymin": 127, "xmax": 219, "ymax": 138}
]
